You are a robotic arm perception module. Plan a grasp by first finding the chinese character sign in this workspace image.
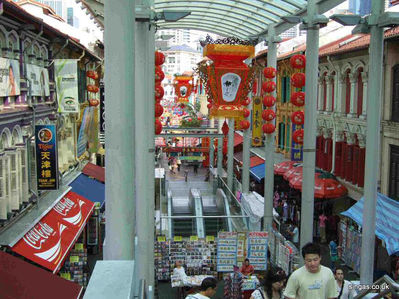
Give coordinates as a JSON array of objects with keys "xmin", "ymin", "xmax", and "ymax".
[
  {"xmin": 35, "ymin": 124, "xmax": 59, "ymax": 190},
  {"xmin": 252, "ymin": 96, "xmax": 263, "ymax": 146},
  {"xmin": 291, "ymin": 124, "xmax": 303, "ymax": 162}
]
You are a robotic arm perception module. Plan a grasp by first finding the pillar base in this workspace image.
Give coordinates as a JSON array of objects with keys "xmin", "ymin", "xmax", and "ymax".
[
  {"xmin": 359, "ymin": 114, "xmax": 367, "ymax": 120},
  {"xmin": 347, "ymin": 113, "xmax": 357, "ymax": 119}
]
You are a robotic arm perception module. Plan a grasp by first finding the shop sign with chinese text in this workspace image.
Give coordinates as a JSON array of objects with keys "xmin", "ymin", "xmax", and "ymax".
[
  {"xmin": 291, "ymin": 124, "xmax": 303, "ymax": 162},
  {"xmin": 35, "ymin": 124, "xmax": 59, "ymax": 190}
]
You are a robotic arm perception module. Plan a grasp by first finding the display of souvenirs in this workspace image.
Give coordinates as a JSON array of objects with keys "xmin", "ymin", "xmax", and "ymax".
[
  {"xmin": 237, "ymin": 232, "xmax": 246, "ymax": 263},
  {"xmin": 224, "ymin": 272, "xmax": 243, "ymax": 299},
  {"xmin": 171, "ymin": 274, "xmax": 214, "ymax": 288},
  {"xmin": 247, "ymin": 232, "xmax": 268, "ymax": 270},
  {"xmin": 340, "ymin": 223, "xmax": 361, "ymax": 274},
  {"xmin": 59, "ymin": 242, "xmax": 89, "ymax": 287},
  {"xmin": 185, "ymin": 240, "xmax": 217, "ymax": 276},
  {"xmin": 217, "ymin": 232, "xmax": 238, "ymax": 272},
  {"xmin": 270, "ymin": 229, "xmax": 299, "ymax": 274},
  {"xmin": 155, "ymin": 239, "xmax": 170, "ymax": 280},
  {"xmin": 241, "ymin": 275, "xmax": 260, "ymax": 291}
]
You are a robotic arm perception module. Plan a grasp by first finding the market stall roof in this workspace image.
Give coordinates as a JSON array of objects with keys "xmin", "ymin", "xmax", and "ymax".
[
  {"xmin": 234, "ymin": 132, "xmax": 244, "ymax": 148},
  {"xmin": 250, "ymin": 163, "xmax": 265, "ymax": 182},
  {"xmin": 70, "ymin": 174, "xmax": 105, "ymax": 209},
  {"xmin": 341, "ymin": 193, "xmax": 399, "ymax": 256},
  {"xmin": 0, "ymin": 251, "xmax": 83, "ymax": 299},
  {"xmin": 76, "ymin": 0, "xmax": 345, "ymax": 39},
  {"xmin": 10, "ymin": 191, "xmax": 95, "ymax": 273},
  {"xmin": 83, "ymin": 162, "xmax": 105, "ymax": 183}
]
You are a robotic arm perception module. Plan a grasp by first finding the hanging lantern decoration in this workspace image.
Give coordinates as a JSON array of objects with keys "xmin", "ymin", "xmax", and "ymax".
[
  {"xmin": 207, "ymin": 103, "xmax": 212, "ymax": 109},
  {"xmin": 155, "ymin": 66, "xmax": 165, "ymax": 83},
  {"xmin": 88, "ymin": 99, "xmax": 99, "ymax": 107},
  {"xmin": 290, "ymin": 54, "xmax": 306, "ymax": 69},
  {"xmin": 155, "ymin": 103, "xmax": 164, "ymax": 117},
  {"xmin": 293, "ymin": 129, "xmax": 304, "ymax": 144},
  {"xmin": 252, "ymin": 79, "xmax": 258, "ymax": 95},
  {"xmin": 240, "ymin": 120, "xmax": 250, "ymax": 130},
  {"xmin": 86, "ymin": 70, "xmax": 99, "ymax": 80},
  {"xmin": 221, "ymin": 120, "xmax": 229, "ymax": 136},
  {"xmin": 241, "ymin": 97, "xmax": 251, "ymax": 106},
  {"xmin": 174, "ymin": 76, "xmax": 193, "ymax": 104},
  {"xmin": 87, "ymin": 85, "xmax": 99, "ymax": 93},
  {"xmin": 262, "ymin": 81, "xmax": 276, "ymax": 93},
  {"xmin": 291, "ymin": 111, "xmax": 305, "ymax": 125},
  {"xmin": 263, "ymin": 67, "xmax": 276, "ymax": 79},
  {"xmin": 198, "ymin": 37, "xmax": 256, "ymax": 119},
  {"xmin": 262, "ymin": 123, "xmax": 275, "ymax": 134},
  {"xmin": 180, "ymin": 104, "xmax": 186, "ymax": 109},
  {"xmin": 262, "ymin": 109, "xmax": 276, "ymax": 122},
  {"xmin": 155, "ymin": 51, "xmax": 165, "ymax": 66},
  {"xmin": 263, "ymin": 95, "xmax": 276, "ymax": 107},
  {"xmin": 243, "ymin": 108, "xmax": 250, "ymax": 118},
  {"xmin": 155, "ymin": 119, "xmax": 163, "ymax": 135},
  {"xmin": 155, "ymin": 84, "xmax": 164, "ymax": 101},
  {"xmin": 290, "ymin": 91, "xmax": 305, "ymax": 107},
  {"xmin": 207, "ymin": 98, "xmax": 212, "ymax": 103},
  {"xmin": 291, "ymin": 73, "xmax": 306, "ymax": 88}
]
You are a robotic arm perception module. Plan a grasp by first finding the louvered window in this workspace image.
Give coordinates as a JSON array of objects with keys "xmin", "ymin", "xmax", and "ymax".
[
  {"xmin": 20, "ymin": 148, "xmax": 29, "ymax": 203},
  {"xmin": 0, "ymin": 157, "xmax": 6, "ymax": 220},
  {"xmin": 5, "ymin": 156, "xmax": 11, "ymax": 214},
  {"xmin": 16, "ymin": 149, "xmax": 23, "ymax": 205},
  {"xmin": 10, "ymin": 152, "xmax": 19, "ymax": 211},
  {"xmin": 29, "ymin": 141, "xmax": 37, "ymax": 194}
]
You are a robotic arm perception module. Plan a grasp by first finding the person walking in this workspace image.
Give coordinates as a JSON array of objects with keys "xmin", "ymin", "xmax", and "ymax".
[
  {"xmin": 184, "ymin": 169, "xmax": 189, "ymax": 182},
  {"xmin": 319, "ymin": 212, "xmax": 328, "ymax": 243},
  {"xmin": 329, "ymin": 238, "xmax": 340, "ymax": 271},
  {"xmin": 283, "ymin": 242, "xmax": 338, "ymax": 299},
  {"xmin": 177, "ymin": 158, "xmax": 181, "ymax": 172},
  {"xmin": 334, "ymin": 267, "xmax": 352, "ymax": 299},
  {"xmin": 250, "ymin": 267, "xmax": 286, "ymax": 299}
]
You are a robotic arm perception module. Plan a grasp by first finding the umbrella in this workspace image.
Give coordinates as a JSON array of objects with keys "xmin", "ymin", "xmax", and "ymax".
[
  {"xmin": 274, "ymin": 161, "xmax": 301, "ymax": 175},
  {"xmin": 283, "ymin": 165, "xmax": 303, "ymax": 181}
]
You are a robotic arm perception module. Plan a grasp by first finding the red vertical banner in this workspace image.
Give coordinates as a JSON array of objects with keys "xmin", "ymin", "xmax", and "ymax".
[
  {"xmin": 334, "ymin": 142, "xmax": 342, "ymax": 176},
  {"xmin": 321, "ymin": 137, "xmax": 327, "ymax": 170},
  {"xmin": 341, "ymin": 142, "xmax": 347, "ymax": 179},
  {"xmin": 316, "ymin": 136, "xmax": 322, "ymax": 168},
  {"xmin": 345, "ymin": 144, "xmax": 354, "ymax": 182},
  {"xmin": 352, "ymin": 145, "xmax": 360, "ymax": 185},
  {"xmin": 327, "ymin": 139, "xmax": 333, "ymax": 172},
  {"xmin": 358, "ymin": 147, "xmax": 366, "ymax": 187}
]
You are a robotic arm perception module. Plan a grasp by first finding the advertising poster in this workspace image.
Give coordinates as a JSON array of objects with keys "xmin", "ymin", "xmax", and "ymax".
[
  {"xmin": 291, "ymin": 124, "xmax": 303, "ymax": 161},
  {"xmin": 12, "ymin": 191, "xmax": 94, "ymax": 273},
  {"xmin": 247, "ymin": 232, "xmax": 268, "ymax": 270},
  {"xmin": 35, "ymin": 124, "xmax": 59, "ymax": 190},
  {"xmin": 217, "ymin": 232, "xmax": 237, "ymax": 272},
  {"xmin": 0, "ymin": 57, "xmax": 20, "ymax": 96},
  {"xmin": 54, "ymin": 59, "xmax": 79, "ymax": 113},
  {"xmin": 252, "ymin": 96, "xmax": 263, "ymax": 147},
  {"xmin": 26, "ymin": 64, "xmax": 50, "ymax": 97}
]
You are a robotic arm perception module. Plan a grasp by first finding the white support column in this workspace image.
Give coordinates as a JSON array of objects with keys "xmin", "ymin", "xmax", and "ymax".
[
  {"xmin": 317, "ymin": 79, "xmax": 323, "ymax": 112},
  {"xmin": 348, "ymin": 73, "xmax": 358, "ymax": 117},
  {"xmin": 209, "ymin": 138, "xmax": 214, "ymax": 169},
  {"xmin": 300, "ymin": 0, "xmax": 320, "ymax": 253},
  {"xmin": 360, "ymin": 0, "xmax": 384, "ymax": 284},
  {"xmin": 104, "ymin": 0, "xmax": 135, "ymax": 260},
  {"xmin": 326, "ymin": 76, "xmax": 333, "ymax": 112},
  {"xmin": 227, "ymin": 118, "xmax": 235, "ymax": 193},
  {"xmin": 242, "ymin": 99, "xmax": 253, "ymax": 194},
  {"xmin": 337, "ymin": 73, "xmax": 346, "ymax": 115},
  {"xmin": 360, "ymin": 72, "xmax": 368, "ymax": 119},
  {"xmin": 217, "ymin": 136, "xmax": 223, "ymax": 177},
  {"xmin": 263, "ymin": 25, "xmax": 277, "ymax": 233}
]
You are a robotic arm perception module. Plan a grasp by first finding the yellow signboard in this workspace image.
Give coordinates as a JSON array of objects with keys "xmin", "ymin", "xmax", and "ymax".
[
  {"xmin": 157, "ymin": 236, "xmax": 166, "ymax": 242},
  {"xmin": 206, "ymin": 236, "xmax": 215, "ymax": 242},
  {"xmin": 252, "ymin": 96, "xmax": 263, "ymax": 146},
  {"xmin": 70, "ymin": 256, "xmax": 79, "ymax": 263},
  {"xmin": 190, "ymin": 236, "xmax": 199, "ymax": 241},
  {"xmin": 174, "ymin": 236, "xmax": 183, "ymax": 242}
]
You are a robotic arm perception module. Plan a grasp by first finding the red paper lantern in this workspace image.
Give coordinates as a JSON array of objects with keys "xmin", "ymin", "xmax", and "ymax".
[
  {"xmin": 174, "ymin": 76, "xmax": 193, "ymax": 104},
  {"xmin": 291, "ymin": 73, "xmax": 306, "ymax": 88},
  {"xmin": 262, "ymin": 81, "xmax": 276, "ymax": 93},
  {"xmin": 88, "ymin": 99, "xmax": 99, "ymax": 107},
  {"xmin": 241, "ymin": 98, "xmax": 251, "ymax": 106},
  {"xmin": 155, "ymin": 84, "xmax": 164, "ymax": 100},
  {"xmin": 291, "ymin": 111, "xmax": 305, "ymax": 125},
  {"xmin": 262, "ymin": 109, "xmax": 276, "ymax": 121},
  {"xmin": 222, "ymin": 120, "xmax": 229, "ymax": 136},
  {"xmin": 293, "ymin": 129, "xmax": 304, "ymax": 144},
  {"xmin": 290, "ymin": 54, "xmax": 306, "ymax": 69},
  {"xmin": 207, "ymin": 103, "xmax": 212, "ymax": 109},
  {"xmin": 86, "ymin": 70, "xmax": 99, "ymax": 80},
  {"xmin": 87, "ymin": 85, "xmax": 99, "ymax": 93},
  {"xmin": 252, "ymin": 79, "xmax": 258, "ymax": 95},
  {"xmin": 207, "ymin": 98, "xmax": 212, "ymax": 103},
  {"xmin": 155, "ymin": 66, "xmax": 165, "ymax": 83},
  {"xmin": 180, "ymin": 104, "xmax": 185, "ymax": 109},
  {"xmin": 201, "ymin": 43, "xmax": 255, "ymax": 119},
  {"xmin": 263, "ymin": 95, "xmax": 276, "ymax": 107},
  {"xmin": 263, "ymin": 67, "xmax": 276, "ymax": 79},
  {"xmin": 290, "ymin": 91, "xmax": 305, "ymax": 107},
  {"xmin": 262, "ymin": 123, "xmax": 275, "ymax": 134},
  {"xmin": 155, "ymin": 51, "xmax": 165, "ymax": 66},
  {"xmin": 155, "ymin": 119, "xmax": 163, "ymax": 134},
  {"xmin": 243, "ymin": 108, "xmax": 250, "ymax": 118},
  {"xmin": 240, "ymin": 120, "xmax": 250, "ymax": 130},
  {"xmin": 155, "ymin": 103, "xmax": 164, "ymax": 117}
]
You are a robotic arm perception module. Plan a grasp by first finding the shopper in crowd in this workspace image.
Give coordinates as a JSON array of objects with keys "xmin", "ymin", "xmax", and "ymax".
[
  {"xmin": 250, "ymin": 267, "xmax": 287, "ymax": 299},
  {"xmin": 283, "ymin": 242, "xmax": 338, "ymax": 299},
  {"xmin": 173, "ymin": 260, "xmax": 188, "ymax": 282},
  {"xmin": 329, "ymin": 238, "xmax": 340, "ymax": 271},
  {"xmin": 240, "ymin": 258, "xmax": 255, "ymax": 276},
  {"xmin": 177, "ymin": 158, "xmax": 182, "ymax": 172},
  {"xmin": 334, "ymin": 267, "xmax": 352, "ymax": 299},
  {"xmin": 319, "ymin": 212, "xmax": 328, "ymax": 243},
  {"xmin": 288, "ymin": 223, "xmax": 299, "ymax": 247},
  {"xmin": 185, "ymin": 277, "xmax": 218, "ymax": 299}
]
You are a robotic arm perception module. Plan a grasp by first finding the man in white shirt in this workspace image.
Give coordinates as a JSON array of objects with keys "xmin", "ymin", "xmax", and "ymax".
[
  {"xmin": 335, "ymin": 267, "xmax": 352, "ymax": 299},
  {"xmin": 185, "ymin": 277, "xmax": 217, "ymax": 299},
  {"xmin": 284, "ymin": 242, "xmax": 338, "ymax": 299}
]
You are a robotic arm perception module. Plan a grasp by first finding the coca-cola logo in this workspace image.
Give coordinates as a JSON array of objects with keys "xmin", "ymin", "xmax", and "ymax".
[
  {"xmin": 23, "ymin": 222, "xmax": 55, "ymax": 250},
  {"xmin": 53, "ymin": 196, "xmax": 76, "ymax": 216}
]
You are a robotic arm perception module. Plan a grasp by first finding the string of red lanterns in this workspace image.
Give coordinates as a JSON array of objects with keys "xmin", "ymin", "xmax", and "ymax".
[
  {"xmin": 262, "ymin": 66, "xmax": 276, "ymax": 134},
  {"xmin": 290, "ymin": 54, "xmax": 306, "ymax": 144},
  {"xmin": 155, "ymin": 51, "xmax": 165, "ymax": 135},
  {"xmin": 86, "ymin": 70, "xmax": 100, "ymax": 107}
]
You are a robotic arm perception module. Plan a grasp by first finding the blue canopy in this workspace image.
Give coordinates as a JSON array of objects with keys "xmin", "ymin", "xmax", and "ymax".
[
  {"xmin": 341, "ymin": 193, "xmax": 399, "ymax": 256},
  {"xmin": 250, "ymin": 163, "xmax": 265, "ymax": 182},
  {"xmin": 69, "ymin": 174, "xmax": 105, "ymax": 208}
]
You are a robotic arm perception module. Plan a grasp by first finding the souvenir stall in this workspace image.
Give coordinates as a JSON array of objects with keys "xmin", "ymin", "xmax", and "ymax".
[{"xmin": 269, "ymin": 229, "xmax": 300, "ymax": 275}]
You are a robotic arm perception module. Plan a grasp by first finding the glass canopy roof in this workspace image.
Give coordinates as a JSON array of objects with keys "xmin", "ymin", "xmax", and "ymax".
[{"xmin": 77, "ymin": 0, "xmax": 345, "ymax": 40}]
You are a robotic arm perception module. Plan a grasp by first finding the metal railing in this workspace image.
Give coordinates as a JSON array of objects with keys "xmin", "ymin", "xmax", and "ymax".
[
  {"xmin": 354, "ymin": 275, "xmax": 399, "ymax": 298},
  {"xmin": 138, "ymin": 279, "xmax": 154, "ymax": 299}
]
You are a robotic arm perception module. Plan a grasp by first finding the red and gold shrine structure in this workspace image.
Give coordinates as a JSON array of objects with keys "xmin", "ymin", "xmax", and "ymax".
[
  {"xmin": 174, "ymin": 76, "xmax": 193, "ymax": 104},
  {"xmin": 199, "ymin": 38, "xmax": 256, "ymax": 120}
]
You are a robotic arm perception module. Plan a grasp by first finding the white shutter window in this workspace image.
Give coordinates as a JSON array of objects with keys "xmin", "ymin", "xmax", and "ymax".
[
  {"xmin": 5, "ymin": 155, "xmax": 11, "ymax": 214},
  {"xmin": 10, "ymin": 152, "xmax": 20, "ymax": 211},
  {"xmin": 16, "ymin": 149, "xmax": 23, "ymax": 205},
  {"xmin": 0, "ymin": 157, "xmax": 6, "ymax": 220},
  {"xmin": 29, "ymin": 141, "xmax": 37, "ymax": 195},
  {"xmin": 20, "ymin": 148, "xmax": 29, "ymax": 203}
]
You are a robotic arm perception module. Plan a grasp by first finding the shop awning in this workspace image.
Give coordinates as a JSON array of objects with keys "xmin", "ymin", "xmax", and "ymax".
[
  {"xmin": 0, "ymin": 250, "xmax": 83, "ymax": 298},
  {"xmin": 82, "ymin": 162, "xmax": 105, "ymax": 183},
  {"xmin": 234, "ymin": 132, "xmax": 243, "ymax": 148},
  {"xmin": 11, "ymin": 191, "xmax": 95, "ymax": 273},
  {"xmin": 70, "ymin": 174, "xmax": 105, "ymax": 208},
  {"xmin": 250, "ymin": 163, "xmax": 265, "ymax": 182},
  {"xmin": 341, "ymin": 193, "xmax": 399, "ymax": 256},
  {"xmin": 250, "ymin": 156, "xmax": 265, "ymax": 168}
]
